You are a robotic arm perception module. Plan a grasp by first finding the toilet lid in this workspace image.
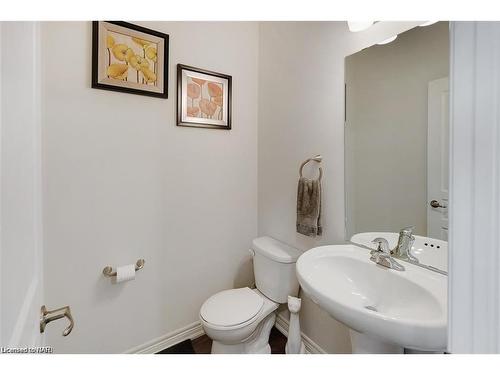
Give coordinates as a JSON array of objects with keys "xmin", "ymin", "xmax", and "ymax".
[{"xmin": 200, "ymin": 287, "xmax": 264, "ymax": 327}]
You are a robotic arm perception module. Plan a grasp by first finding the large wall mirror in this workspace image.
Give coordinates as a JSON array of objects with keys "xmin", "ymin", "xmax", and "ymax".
[{"xmin": 345, "ymin": 22, "xmax": 450, "ymax": 241}]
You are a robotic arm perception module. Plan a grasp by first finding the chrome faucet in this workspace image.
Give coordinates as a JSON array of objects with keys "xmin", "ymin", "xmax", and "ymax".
[
  {"xmin": 370, "ymin": 238, "xmax": 405, "ymax": 271},
  {"xmin": 392, "ymin": 226, "xmax": 419, "ymax": 263}
]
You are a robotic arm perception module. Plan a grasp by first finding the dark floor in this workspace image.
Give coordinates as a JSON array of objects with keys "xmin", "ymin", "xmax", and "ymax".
[{"xmin": 157, "ymin": 327, "xmax": 287, "ymax": 354}]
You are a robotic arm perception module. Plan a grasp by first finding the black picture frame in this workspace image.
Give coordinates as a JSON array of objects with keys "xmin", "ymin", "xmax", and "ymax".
[
  {"xmin": 91, "ymin": 21, "xmax": 169, "ymax": 99},
  {"xmin": 177, "ymin": 64, "xmax": 232, "ymax": 130}
]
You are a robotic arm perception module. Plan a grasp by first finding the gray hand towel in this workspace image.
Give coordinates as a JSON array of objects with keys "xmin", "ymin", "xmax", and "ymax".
[{"xmin": 296, "ymin": 177, "xmax": 322, "ymax": 237}]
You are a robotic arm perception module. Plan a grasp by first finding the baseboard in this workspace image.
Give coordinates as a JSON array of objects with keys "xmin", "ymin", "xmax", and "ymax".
[
  {"xmin": 274, "ymin": 313, "xmax": 327, "ymax": 354},
  {"xmin": 125, "ymin": 313, "xmax": 326, "ymax": 354},
  {"xmin": 125, "ymin": 321, "xmax": 205, "ymax": 354}
]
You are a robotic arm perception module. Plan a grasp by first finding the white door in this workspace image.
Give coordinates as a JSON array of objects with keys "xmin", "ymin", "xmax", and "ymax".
[
  {"xmin": 427, "ymin": 77, "xmax": 449, "ymax": 240},
  {"xmin": 0, "ymin": 22, "xmax": 45, "ymax": 350}
]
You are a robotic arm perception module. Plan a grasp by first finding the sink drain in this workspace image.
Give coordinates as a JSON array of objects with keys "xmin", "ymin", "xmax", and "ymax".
[{"xmin": 364, "ymin": 305, "xmax": 378, "ymax": 312}]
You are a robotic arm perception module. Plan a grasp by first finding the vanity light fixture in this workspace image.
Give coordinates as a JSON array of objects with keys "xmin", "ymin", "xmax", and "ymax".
[
  {"xmin": 347, "ymin": 21, "xmax": 374, "ymax": 32},
  {"xmin": 376, "ymin": 35, "xmax": 398, "ymax": 45},
  {"xmin": 419, "ymin": 21, "xmax": 438, "ymax": 27}
]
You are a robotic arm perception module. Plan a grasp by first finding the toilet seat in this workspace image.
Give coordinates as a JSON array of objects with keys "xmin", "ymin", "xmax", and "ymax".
[{"xmin": 200, "ymin": 287, "xmax": 264, "ymax": 328}]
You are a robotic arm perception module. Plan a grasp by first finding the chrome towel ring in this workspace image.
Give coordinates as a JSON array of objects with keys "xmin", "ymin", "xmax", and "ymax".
[{"xmin": 299, "ymin": 155, "xmax": 323, "ymax": 180}]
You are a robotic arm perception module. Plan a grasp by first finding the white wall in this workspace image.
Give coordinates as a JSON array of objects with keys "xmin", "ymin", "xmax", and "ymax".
[
  {"xmin": 41, "ymin": 22, "xmax": 259, "ymax": 353},
  {"xmin": 345, "ymin": 22, "xmax": 449, "ymax": 237},
  {"xmin": 258, "ymin": 21, "xmax": 423, "ymax": 353}
]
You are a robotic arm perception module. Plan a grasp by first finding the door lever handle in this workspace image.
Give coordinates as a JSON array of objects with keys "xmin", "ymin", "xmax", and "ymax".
[
  {"xmin": 40, "ymin": 305, "xmax": 74, "ymax": 336},
  {"xmin": 430, "ymin": 200, "xmax": 447, "ymax": 208}
]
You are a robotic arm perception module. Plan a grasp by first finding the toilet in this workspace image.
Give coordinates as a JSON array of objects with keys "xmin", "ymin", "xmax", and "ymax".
[{"xmin": 199, "ymin": 236, "xmax": 302, "ymax": 354}]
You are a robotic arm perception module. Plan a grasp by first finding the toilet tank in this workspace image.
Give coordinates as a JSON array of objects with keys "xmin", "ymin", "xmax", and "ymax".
[{"xmin": 251, "ymin": 236, "xmax": 302, "ymax": 303}]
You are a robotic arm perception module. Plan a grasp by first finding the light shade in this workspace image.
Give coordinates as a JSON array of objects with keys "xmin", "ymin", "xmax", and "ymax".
[
  {"xmin": 420, "ymin": 21, "xmax": 438, "ymax": 27},
  {"xmin": 376, "ymin": 35, "xmax": 398, "ymax": 45},
  {"xmin": 347, "ymin": 21, "xmax": 374, "ymax": 32}
]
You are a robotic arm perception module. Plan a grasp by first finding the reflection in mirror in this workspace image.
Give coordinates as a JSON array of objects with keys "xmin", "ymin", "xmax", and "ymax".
[{"xmin": 345, "ymin": 22, "xmax": 449, "ymax": 241}]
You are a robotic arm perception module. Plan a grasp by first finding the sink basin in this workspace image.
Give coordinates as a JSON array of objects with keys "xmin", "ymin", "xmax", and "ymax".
[
  {"xmin": 350, "ymin": 232, "xmax": 448, "ymax": 272},
  {"xmin": 296, "ymin": 244, "xmax": 447, "ymax": 353}
]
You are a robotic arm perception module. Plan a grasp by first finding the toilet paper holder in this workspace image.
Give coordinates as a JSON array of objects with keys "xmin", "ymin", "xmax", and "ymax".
[{"xmin": 102, "ymin": 259, "xmax": 145, "ymax": 277}]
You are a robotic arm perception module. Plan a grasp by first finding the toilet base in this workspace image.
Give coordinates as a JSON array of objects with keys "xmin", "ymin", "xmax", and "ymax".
[{"xmin": 210, "ymin": 313, "xmax": 276, "ymax": 354}]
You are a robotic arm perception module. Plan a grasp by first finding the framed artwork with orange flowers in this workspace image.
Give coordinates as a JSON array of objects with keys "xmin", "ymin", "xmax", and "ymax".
[
  {"xmin": 92, "ymin": 21, "xmax": 169, "ymax": 98},
  {"xmin": 177, "ymin": 64, "xmax": 232, "ymax": 130}
]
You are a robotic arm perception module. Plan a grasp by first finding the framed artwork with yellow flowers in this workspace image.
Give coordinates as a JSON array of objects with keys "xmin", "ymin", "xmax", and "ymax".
[
  {"xmin": 177, "ymin": 64, "xmax": 232, "ymax": 130},
  {"xmin": 92, "ymin": 21, "xmax": 169, "ymax": 98}
]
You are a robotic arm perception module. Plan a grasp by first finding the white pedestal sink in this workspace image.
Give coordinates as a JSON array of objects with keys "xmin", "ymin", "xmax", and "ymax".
[{"xmin": 296, "ymin": 244, "xmax": 447, "ymax": 353}]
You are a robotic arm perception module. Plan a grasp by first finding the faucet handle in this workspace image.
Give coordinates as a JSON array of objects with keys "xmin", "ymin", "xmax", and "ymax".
[
  {"xmin": 399, "ymin": 226, "xmax": 415, "ymax": 236},
  {"xmin": 372, "ymin": 238, "xmax": 390, "ymax": 254}
]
